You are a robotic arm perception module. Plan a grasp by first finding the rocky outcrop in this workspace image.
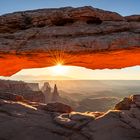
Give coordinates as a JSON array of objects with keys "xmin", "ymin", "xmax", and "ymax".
[
  {"xmin": 0, "ymin": 6, "xmax": 139, "ymax": 76},
  {"xmin": 115, "ymin": 97, "xmax": 133, "ymax": 110},
  {"xmin": 115, "ymin": 95, "xmax": 140, "ymax": 110},
  {"xmin": 0, "ymin": 91, "xmax": 24, "ymax": 101},
  {"xmin": 0, "ymin": 94, "xmax": 140, "ymax": 140},
  {"xmin": 125, "ymin": 15, "xmax": 140, "ymax": 22},
  {"xmin": 0, "ymin": 79, "xmax": 45, "ymax": 103},
  {"xmin": 51, "ymin": 84, "xmax": 59, "ymax": 102},
  {"xmin": 44, "ymin": 102, "xmax": 73, "ymax": 113},
  {"xmin": 41, "ymin": 82, "xmax": 52, "ymax": 103},
  {"xmin": 41, "ymin": 82, "xmax": 60, "ymax": 103},
  {"xmin": 54, "ymin": 112, "xmax": 95, "ymax": 129},
  {"xmin": 0, "ymin": 6, "xmax": 124, "ymax": 34},
  {"xmin": 41, "ymin": 82, "xmax": 51, "ymax": 93},
  {"xmin": 28, "ymin": 83, "xmax": 40, "ymax": 91},
  {"xmin": 0, "ymin": 80, "xmax": 31, "ymax": 92}
]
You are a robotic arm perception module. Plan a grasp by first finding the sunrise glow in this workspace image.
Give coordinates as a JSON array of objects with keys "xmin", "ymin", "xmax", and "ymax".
[
  {"xmin": 51, "ymin": 64, "xmax": 68, "ymax": 76},
  {"xmin": 0, "ymin": 66, "xmax": 140, "ymax": 81}
]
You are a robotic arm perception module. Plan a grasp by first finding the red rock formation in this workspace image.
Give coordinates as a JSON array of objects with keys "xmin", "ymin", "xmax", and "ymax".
[
  {"xmin": 115, "ymin": 95, "xmax": 140, "ymax": 110},
  {"xmin": 0, "ymin": 79, "xmax": 45, "ymax": 103},
  {"xmin": 0, "ymin": 6, "xmax": 139, "ymax": 76},
  {"xmin": 0, "ymin": 91, "xmax": 24, "ymax": 101},
  {"xmin": 44, "ymin": 102, "xmax": 73, "ymax": 113},
  {"xmin": 28, "ymin": 83, "xmax": 40, "ymax": 91},
  {"xmin": 115, "ymin": 97, "xmax": 133, "ymax": 110},
  {"xmin": 51, "ymin": 84, "xmax": 59, "ymax": 102},
  {"xmin": 0, "ymin": 94, "xmax": 140, "ymax": 140},
  {"xmin": 41, "ymin": 82, "xmax": 52, "ymax": 103}
]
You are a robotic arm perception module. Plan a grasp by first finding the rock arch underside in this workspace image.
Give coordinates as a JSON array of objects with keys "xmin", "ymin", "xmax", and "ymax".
[{"xmin": 0, "ymin": 6, "xmax": 140, "ymax": 76}]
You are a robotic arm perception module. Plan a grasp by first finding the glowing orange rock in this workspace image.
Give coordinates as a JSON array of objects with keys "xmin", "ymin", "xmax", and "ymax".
[{"xmin": 0, "ymin": 6, "xmax": 139, "ymax": 76}]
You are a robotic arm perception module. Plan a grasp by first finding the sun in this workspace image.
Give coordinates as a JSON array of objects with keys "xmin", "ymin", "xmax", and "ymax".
[{"xmin": 52, "ymin": 63, "xmax": 68, "ymax": 76}]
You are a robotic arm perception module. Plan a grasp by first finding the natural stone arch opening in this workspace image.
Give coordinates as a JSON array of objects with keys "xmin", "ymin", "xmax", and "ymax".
[
  {"xmin": 5, "ymin": 65, "xmax": 140, "ymax": 81},
  {"xmin": 0, "ymin": 47, "xmax": 140, "ymax": 77}
]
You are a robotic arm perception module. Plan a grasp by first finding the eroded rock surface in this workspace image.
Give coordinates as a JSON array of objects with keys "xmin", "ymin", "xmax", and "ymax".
[
  {"xmin": 0, "ymin": 6, "xmax": 139, "ymax": 76},
  {"xmin": 0, "ymin": 93, "xmax": 140, "ymax": 140},
  {"xmin": 0, "ymin": 79, "xmax": 45, "ymax": 103},
  {"xmin": 44, "ymin": 102, "xmax": 73, "ymax": 113}
]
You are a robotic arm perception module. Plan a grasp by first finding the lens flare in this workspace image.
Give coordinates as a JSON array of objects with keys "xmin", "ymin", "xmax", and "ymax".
[{"xmin": 52, "ymin": 63, "xmax": 68, "ymax": 76}]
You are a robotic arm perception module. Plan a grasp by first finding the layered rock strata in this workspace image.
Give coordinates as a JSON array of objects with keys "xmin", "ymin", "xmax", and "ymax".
[{"xmin": 0, "ymin": 6, "xmax": 139, "ymax": 76}]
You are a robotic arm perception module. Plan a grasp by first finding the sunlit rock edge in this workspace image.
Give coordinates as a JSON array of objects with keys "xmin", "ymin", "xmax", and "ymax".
[
  {"xmin": 0, "ymin": 93, "xmax": 140, "ymax": 140},
  {"xmin": 0, "ymin": 6, "xmax": 140, "ymax": 76}
]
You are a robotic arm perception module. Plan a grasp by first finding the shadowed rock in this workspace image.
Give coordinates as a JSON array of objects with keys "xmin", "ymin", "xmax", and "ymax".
[
  {"xmin": 44, "ymin": 102, "xmax": 73, "ymax": 113},
  {"xmin": 0, "ymin": 94, "xmax": 140, "ymax": 140},
  {"xmin": 115, "ymin": 97, "xmax": 133, "ymax": 110}
]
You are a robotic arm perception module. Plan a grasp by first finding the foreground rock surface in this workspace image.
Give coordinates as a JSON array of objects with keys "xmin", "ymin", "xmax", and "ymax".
[
  {"xmin": 0, "ymin": 94, "xmax": 140, "ymax": 140},
  {"xmin": 44, "ymin": 102, "xmax": 73, "ymax": 113},
  {"xmin": 0, "ymin": 6, "xmax": 139, "ymax": 76}
]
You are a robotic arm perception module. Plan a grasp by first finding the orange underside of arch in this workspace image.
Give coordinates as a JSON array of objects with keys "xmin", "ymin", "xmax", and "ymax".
[{"xmin": 0, "ymin": 47, "xmax": 140, "ymax": 76}]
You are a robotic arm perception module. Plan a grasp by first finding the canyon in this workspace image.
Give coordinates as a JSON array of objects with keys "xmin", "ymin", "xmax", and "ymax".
[
  {"xmin": 0, "ymin": 79, "xmax": 77, "ymax": 109},
  {"xmin": 0, "ymin": 79, "xmax": 45, "ymax": 103},
  {"xmin": 0, "ymin": 86, "xmax": 140, "ymax": 140},
  {"xmin": 0, "ymin": 79, "xmax": 140, "ymax": 140}
]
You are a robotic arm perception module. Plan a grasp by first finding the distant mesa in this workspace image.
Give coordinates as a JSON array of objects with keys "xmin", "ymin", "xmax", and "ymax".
[
  {"xmin": 0, "ymin": 79, "xmax": 45, "ymax": 103},
  {"xmin": 51, "ymin": 84, "xmax": 59, "ymax": 102},
  {"xmin": 0, "ymin": 79, "xmax": 74, "ymax": 107}
]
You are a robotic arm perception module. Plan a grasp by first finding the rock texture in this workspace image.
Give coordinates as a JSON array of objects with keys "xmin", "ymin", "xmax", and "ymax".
[
  {"xmin": 41, "ymin": 83, "xmax": 60, "ymax": 103},
  {"xmin": 0, "ymin": 6, "xmax": 139, "ymax": 76},
  {"xmin": 0, "ymin": 92, "xmax": 140, "ymax": 140},
  {"xmin": 44, "ymin": 102, "xmax": 73, "ymax": 113},
  {"xmin": 0, "ymin": 79, "xmax": 45, "ymax": 103},
  {"xmin": 28, "ymin": 83, "xmax": 40, "ymax": 91},
  {"xmin": 51, "ymin": 84, "xmax": 59, "ymax": 102},
  {"xmin": 41, "ymin": 82, "xmax": 52, "ymax": 103}
]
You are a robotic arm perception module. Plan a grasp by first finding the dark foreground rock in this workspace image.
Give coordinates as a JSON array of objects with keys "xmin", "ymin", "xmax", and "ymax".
[
  {"xmin": 44, "ymin": 102, "xmax": 73, "ymax": 113},
  {"xmin": 0, "ymin": 94, "xmax": 140, "ymax": 140}
]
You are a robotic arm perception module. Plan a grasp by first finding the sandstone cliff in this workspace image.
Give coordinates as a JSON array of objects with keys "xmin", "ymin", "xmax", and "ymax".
[
  {"xmin": 41, "ymin": 82, "xmax": 52, "ymax": 103},
  {"xmin": 41, "ymin": 82, "xmax": 60, "ymax": 103},
  {"xmin": 0, "ymin": 79, "xmax": 45, "ymax": 103}
]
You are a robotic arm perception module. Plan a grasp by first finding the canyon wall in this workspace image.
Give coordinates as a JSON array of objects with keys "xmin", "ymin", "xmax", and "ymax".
[{"xmin": 0, "ymin": 79, "xmax": 45, "ymax": 102}]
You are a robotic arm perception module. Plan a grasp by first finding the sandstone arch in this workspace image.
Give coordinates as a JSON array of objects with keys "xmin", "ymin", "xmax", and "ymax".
[{"xmin": 0, "ymin": 6, "xmax": 139, "ymax": 76}]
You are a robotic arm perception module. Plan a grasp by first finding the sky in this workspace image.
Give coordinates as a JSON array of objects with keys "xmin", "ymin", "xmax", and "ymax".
[
  {"xmin": 0, "ymin": 0, "xmax": 140, "ymax": 80},
  {"xmin": 0, "ymin": 0, "xmax": 140, "ymax": 16},
  {"xmin": 0, "ymin": 65, "xmax": 140, "ymax": 80}
]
